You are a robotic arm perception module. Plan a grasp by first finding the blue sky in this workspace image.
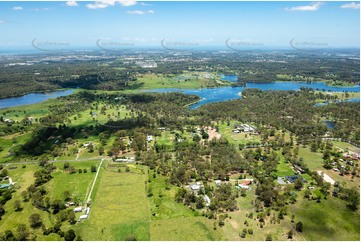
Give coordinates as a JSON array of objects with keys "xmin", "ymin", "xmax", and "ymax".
[{"xmin": 0, "ymin": 1, "xmax": 359, "ymax": 50}]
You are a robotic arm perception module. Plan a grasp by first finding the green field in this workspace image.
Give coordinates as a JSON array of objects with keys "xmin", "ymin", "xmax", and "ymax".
[
  {"xmin": 132, "ymin": 73, "xmax": 229, "ymax": 90},
  {"xmin": 44, "ymin": 161, "xmax": 99, "ymax": 202},
  {"xmin": 289, "ymin": 192, "xmax": 360, "ymax": 241},
  {"xmin": 74, "ymin": 165, "xmax": 150, "ymax": 241},
  {"xmin": 298, "ymin": 147, "xmax": 324, "ymax": 171},
  {"xmin": 150, "ymin": 217, "xmax": 225, "ymax": 241}
]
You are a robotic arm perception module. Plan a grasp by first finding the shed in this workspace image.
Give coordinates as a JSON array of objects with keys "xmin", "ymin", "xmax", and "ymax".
[
  {"xmin": 190, "ymin": 184, "xmax": 200, "ymax": 191},
  {"xmin": 73, "ymin": 207, "xmax": 82, "ymax": 212},
  {"xmin": 204, "ymin": 195, "xmax": 211, "ymax": 206},
  {"xmin": 79, "ymin": 215, "xmax": 88, "ymax": 220}
]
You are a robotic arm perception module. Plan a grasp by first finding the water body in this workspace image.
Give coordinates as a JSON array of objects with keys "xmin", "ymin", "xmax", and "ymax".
[
  {"xmin": 0, "ymin": 89, "xmax": 74, "ymax": 109},
  {"xmin": 147, "ymin": 81, "xmax": 360, "ymax": 109},
  {"xmin": 324, "ymin": 121, "xmax": 336, "ymax": 129},
  {"xmin": 220, "ymin": 75, "xmax": 238, "ymax": 82},
  {"xmin": 314, "ymin": 97, "xmax": 360, "ymax": 107}
]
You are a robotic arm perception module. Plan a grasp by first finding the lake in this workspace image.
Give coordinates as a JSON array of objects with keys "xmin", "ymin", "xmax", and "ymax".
[
  {"xmin": 220, "ymin": 75, "xmax": 238, "ymax": 82},
  {"xmin": 147, "ymin": 81, "xmax": 360, "ymax": 109},
  {"xmin": 0, "ymin": 89, "xmax": 74, "ymax": 109}
]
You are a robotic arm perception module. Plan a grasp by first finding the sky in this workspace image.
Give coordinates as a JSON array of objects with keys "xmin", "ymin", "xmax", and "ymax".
[{"xmin": 0, "ymin": 1, "xmax": 359, "ymax": 50}]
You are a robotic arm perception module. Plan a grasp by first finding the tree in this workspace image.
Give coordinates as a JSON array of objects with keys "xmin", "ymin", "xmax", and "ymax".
[
  {"xmin": 2, "ymin": 230, "xmax": 16, "ymax": 241},
  {"xmin": 287, "ymin": 230, "xmax": 293, "ymax": 239},
  {"xmin": 125, "ymin": 234, "xmax": 137, "ymax": 241},
  {"xmin": 0, "ymin": 168, "xmax": 9, "ymax": 178},
  {"xmin": 98, "ymin": 146, "xmax": 104, "ymax": 155},
  {"xmin": 68, "ymin": 211, "xmax": 76, "ymax": 224},
  {"xmin": 0, "ymin": 204, "xmax": 5, "ymax": 220},
  {"xmin": 21, "ymin": 191, "xmax": 29, "ymax": 202},
  {"xmin": 91, "ymin": 165, "xmax": 97, "ymax": 172},
  {"xmin": 14, "ymin": 200, "xmax": 22, "ymax": 212},
  {"xmin": 195, "ymin": 196, "xmax": 205, "ymax": 209},
  {"xmin": 63, "ymin": 162, "xmax": 70, "ymax": 169},
  {"xmin": 29, "ymin": 213, "xmax": 42, "ymax": 228},
  {"xmin": 16, "ymin": 224, "xmax": 29, "ymax": 241},
  {"xmin": 64, "ymin": 229, "xmax": 76, "ymax": 241},
  {"xmin": 63, "ymin": 190, "xmax": 71, "ymax": 202},
  {"xmin": 294, "ymin": 178, "xmax": 303, "ymax": 190},
  {"xmin": 296, "ymin": 221, "xmax": 303, "ymax": 232},
  {"xmin": 266, "ymin": 234, "xmax": 272, "ymax": 241}
]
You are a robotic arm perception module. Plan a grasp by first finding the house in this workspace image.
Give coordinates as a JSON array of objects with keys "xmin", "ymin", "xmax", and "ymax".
[
  {"xmin": 241, "ymin": 180, "xmax": 252, "ymax": 186},
  {"xmin": 333, "ymin": 168, "xmax": 339, "ymax": 172},
  {"xmin": 214, "ymin": 180, "xmax": 222, "ymax": 186},
  {"xmin": 115, "ymin": 157, "xmax": 135, "ymax": 163},
  {"xmin": 157, "ymin": 127, "xmax": 166, "ymax": 131},
  {"xmin": 85, "ymin": 207, "xmax": 90, "ymax": 215},
  {"xmin": 73, "ymin": 207, "xmax": 83, "ymax": 212},
  {"xmin": 147, "ymin": 135, "xmax": 153, "ymax": 142},
  {"xmin": 238, "ymin": 184, "xmax": 249, "ymax": 189},
  {"xmin": 4, "ymin": 119, "xmax": 14, "ymax": 123},
  {"xmin": 83, "ymin": 142, "xmax": 91, "ymax": 147},
  {"xmin": 285, "ymin": 175, "xmax": 307, "ymax": 184},
  {"xmin": 232, "ymin": 130, "xmax": 240, "ymax": 134},
  {"xmin": 277, "ymin": 177, "xmax": 287, "ymax": 185},
  {"xmin": 204, "ymin": 195, "xmax": 211, "ymax": 206}
]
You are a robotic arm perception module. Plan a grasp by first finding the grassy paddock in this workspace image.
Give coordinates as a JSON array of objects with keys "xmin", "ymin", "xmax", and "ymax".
[
  {"xmin": 150, "ymin": 216, "xmax": 225, "ymax": 241},
  {"xmin": 288, "ymin": 193, "xmax": 360, "ymax": 241},
  {"xmin": 74, "ymin": 166, "xmax": 150, "ymax": 241}
]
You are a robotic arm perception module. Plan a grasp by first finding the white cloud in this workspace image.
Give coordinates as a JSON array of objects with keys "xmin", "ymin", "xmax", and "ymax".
[
  {"xmin": 140, "ymin": 2, "xmax": 150, "ymax": 6},
  {"xmin": 13, "ymin": 6, "xmax": 23, "ymax": 11},
  {"xmin": 0, "ymin": 20, "xmax": 4, "ymax": 24},
  {"xmin": 127, "ymin": 10, "xmax": 154, "ymax": 15},
  {"xmin": 119, "ymin": 0, "xmax": 137, "ymax": 7},
  {"xmin": 66, "ymin": 1, "xmax": 78, "ymax": 7},
  {"xmin": 285, "ymin": 2, "xmax": 324, "ymax": 11},
  {"xmin": 341, "ymin": 2, "xmax": 360, "ymax": 9},
  {"xmin": 86, "ymin": 0, "xmax": 136, "ymax": 9}
]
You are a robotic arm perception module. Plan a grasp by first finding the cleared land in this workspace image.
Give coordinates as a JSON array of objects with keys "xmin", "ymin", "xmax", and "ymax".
[{"xmin": 74, "ymin": 165, "xmax": 150, "ymax": 241}]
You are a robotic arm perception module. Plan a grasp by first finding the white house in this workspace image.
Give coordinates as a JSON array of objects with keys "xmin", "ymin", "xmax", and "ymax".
[
  {"xmin": 147, "ymin": 135, "xmax": 153, "ymax": 142},
  {"xmin": 215, "ymin": 180, "xmax": 222, "ymax": 186},
  {"xmin": 79, "ymin": 215, "xmax": 88, "ymax": 220}
]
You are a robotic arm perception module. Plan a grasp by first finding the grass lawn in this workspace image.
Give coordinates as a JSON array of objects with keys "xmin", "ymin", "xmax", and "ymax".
[
  {"xmin": 74, "ymin": 165, "xmax": 150, "ymax": 241},
  {"xmin": 150, "ymin": 217, "xmax": 225, "ymax": 241},
  {"xmin": 298, "ymin": 147, "xmax": 324, "ymax": 170},
  {"xmin": 44, "ymin": 161, "xmax": 100, "ymax": 203},
  {"xmin": 271, "ymin": 152, "xmax": 295, "ymax": 177},
  {"xmin": 333, "ymin": 141, "xmax": 360, "ymax": 154},
  {"xmin": 288, "ymin": 193, "xmax": 360, "ymax": 241},
  {"xmin": 132, "ymin": 73, "xmax": 229, "ymax": 90}
]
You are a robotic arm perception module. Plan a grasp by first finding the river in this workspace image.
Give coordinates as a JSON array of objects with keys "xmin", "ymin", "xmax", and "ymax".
[{"xmin": 0, "ymin": 89, "xmax": 74, "ymax": 109}]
